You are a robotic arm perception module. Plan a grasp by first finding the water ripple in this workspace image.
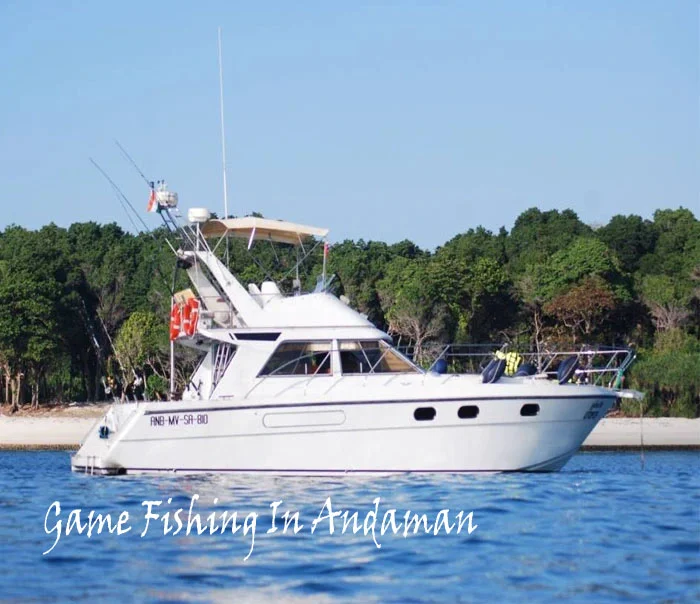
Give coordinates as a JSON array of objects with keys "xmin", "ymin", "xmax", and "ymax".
[{"xmin": 0, "ymin": 450, "xmax": 698, "ymax": 602}]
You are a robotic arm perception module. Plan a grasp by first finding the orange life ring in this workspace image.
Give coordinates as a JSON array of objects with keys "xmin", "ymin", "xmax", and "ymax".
[
  {"xmin": 169, "ymin": 303, "xmax": 181, "ymax": 341},
  {"xmin": 181, "ymin": 300, "xmax": 192, "ymax": 336},
  {"xmin": 186, "ymin": 298, "xmax": 200, "ymax": 336}
]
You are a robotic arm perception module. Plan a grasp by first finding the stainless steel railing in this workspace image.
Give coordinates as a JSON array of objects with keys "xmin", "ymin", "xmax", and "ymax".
[{"xmin": 397, "ymin": 344, "xmax": 636, "ymax": 388}]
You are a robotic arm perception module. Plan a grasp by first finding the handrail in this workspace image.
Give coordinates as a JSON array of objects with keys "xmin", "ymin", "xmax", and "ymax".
[{"xmin": 397, "ymin": 344, "xmax": 637, "ymax": 389}]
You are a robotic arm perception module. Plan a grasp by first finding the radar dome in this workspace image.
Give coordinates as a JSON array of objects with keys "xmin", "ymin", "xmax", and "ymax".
[{"xmin": 188, "ymin": 208, "xmax": 211, "ymax": 223}]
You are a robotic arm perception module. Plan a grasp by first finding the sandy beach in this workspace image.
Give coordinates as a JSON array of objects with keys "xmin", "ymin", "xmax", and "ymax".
[
  {"xmin": 0, "ymin": 404, "xmax": 107, "ymax": 449},
  {"xmin": 0, "ymin": 404, "xmax": 698, "ymax": 450},
  {"xmin": 582, "ymin": 417, "xmax": 700, "ymax": 449},
  {"xmin": 583, "ymin": 417, "xmax": 700, "ymax": 449}
]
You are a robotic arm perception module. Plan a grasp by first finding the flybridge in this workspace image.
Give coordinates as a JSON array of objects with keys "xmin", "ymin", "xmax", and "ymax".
[
  {"xmin": 141, "ymin": 182, "xmax": 382, "ymax": 405},
  {"xmin": 149, "ymin": 183, "xmax": 343, "ymax": 331}
]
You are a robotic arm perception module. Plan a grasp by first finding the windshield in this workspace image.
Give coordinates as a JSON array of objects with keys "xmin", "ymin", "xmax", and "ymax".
[{"xmin": 339, "ymin": 340, "xmax": 420, "ymax": 375}]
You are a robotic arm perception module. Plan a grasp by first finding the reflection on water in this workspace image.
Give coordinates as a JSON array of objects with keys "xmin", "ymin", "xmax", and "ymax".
[{"xmin": 1, "ymin": 451, "xmax": 698, "ymax": 602}]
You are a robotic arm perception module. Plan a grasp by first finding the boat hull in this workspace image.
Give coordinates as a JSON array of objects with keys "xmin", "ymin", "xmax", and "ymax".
[{"xmin": 71, "ymin": 392, "xmax": 615, "ymax": 475}]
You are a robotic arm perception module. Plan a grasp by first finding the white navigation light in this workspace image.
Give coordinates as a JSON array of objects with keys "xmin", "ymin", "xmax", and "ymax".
[{"xmin": 188, "ymin": 207, "xmax": 212, "ymax": 223}]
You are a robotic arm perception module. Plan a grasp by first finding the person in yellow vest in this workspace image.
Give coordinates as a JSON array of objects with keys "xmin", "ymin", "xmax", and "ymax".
[{"xmin": 495, "ymin": 350, "xmax": 523, "ymax": 376}]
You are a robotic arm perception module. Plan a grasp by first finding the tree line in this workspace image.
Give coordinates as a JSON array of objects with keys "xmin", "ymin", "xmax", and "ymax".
[{"xmin": 0, "ymin": 207, "xmax": 698, "ymax": 416}]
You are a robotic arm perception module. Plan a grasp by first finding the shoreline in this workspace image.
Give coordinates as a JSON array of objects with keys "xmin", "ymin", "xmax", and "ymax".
[
  {"xmin": 581, "ymin": 417, "xmax": 700, "ymax": 449},
  {"xmin": 1, "ymin": 406, "xmax": 698, "ymax": 451}
]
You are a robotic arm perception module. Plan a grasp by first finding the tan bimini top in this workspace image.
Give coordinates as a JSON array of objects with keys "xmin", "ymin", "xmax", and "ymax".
[{"xmin": 200, "ymin": 216, "xmax": 329, "ymax": 246}]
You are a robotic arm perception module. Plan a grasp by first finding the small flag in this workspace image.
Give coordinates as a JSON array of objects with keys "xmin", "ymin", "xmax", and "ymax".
[
  {"xmin": 323, "ymin": 241, "xmax": 329, "ymax": 259},
  {"xmin": 147, "ymin": 189, "xmax": 157, "ymax": 212}
]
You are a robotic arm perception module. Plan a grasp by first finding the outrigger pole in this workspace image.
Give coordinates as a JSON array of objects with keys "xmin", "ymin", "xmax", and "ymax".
[{"xmin": 218, "ymin": 27, "xmax": 230, "ymax": 266}]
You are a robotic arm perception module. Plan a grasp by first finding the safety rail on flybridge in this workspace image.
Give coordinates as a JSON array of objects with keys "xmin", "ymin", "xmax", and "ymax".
[{"xmin": 152, "ymin": 187, "xmax": 328, "ymax": 261}]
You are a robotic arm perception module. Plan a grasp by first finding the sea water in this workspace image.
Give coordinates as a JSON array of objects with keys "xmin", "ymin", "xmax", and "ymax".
[{"xmin": 0, "ymin": 451, "xmax": 698, "ymax": 602}]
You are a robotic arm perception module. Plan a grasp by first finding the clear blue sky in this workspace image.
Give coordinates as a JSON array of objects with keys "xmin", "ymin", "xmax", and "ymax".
[{"xmin": 1, "ymin": 1, "xmax": 697, "ymax": 249}]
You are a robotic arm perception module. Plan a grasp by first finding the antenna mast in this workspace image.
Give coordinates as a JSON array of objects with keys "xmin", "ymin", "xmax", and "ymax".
[{"xmin": 218, "ymin": 27, "xmax": 229, "ymax": 221}]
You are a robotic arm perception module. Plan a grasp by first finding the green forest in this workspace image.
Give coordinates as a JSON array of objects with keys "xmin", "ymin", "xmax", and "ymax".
[{"xmin": 0, "ymin": 207, "xmax": 698, "ymax": 416}]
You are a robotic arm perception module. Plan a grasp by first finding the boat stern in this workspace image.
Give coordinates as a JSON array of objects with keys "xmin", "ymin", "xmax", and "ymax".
[{"xmin": 70, "ymin": 403, "xmax": 139, "ymax": 475}]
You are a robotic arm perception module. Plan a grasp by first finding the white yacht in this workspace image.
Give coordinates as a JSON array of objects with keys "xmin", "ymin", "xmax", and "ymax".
[{"xmin": 71, "ymin": 193, "xmax": 636, "ymax": 475}]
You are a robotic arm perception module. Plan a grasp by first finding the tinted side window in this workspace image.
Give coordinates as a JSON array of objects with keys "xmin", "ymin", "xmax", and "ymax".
[{"xmin": 259, "ymin": 342, "xmax": 332, "ymax": 376}]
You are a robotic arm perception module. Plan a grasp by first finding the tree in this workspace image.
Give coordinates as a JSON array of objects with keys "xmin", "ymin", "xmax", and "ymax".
[
  {"xmin": 0, "ymin": 271, "xmax": 24, "ymax": 412},
  {"xmin": 0, "ymin": 274, "xmax": 61, "ymax": 410},
  {"xmin": 626, "ymin": 330, "xmax": 700, "ymax": 418},
  {"xmin": 541, "ymin": 237, "xmax": 628, "ymax": 301},
  {"xmin": 329, "ymin": 239, "xmax": 425, "ymax": 329},
  {"xmin": 113, "ymin": 311, "xmax": 169, "ymax": 387},
  {"xmin": 596, "ymin": 214, "xmax": 657, "ymax": 273},
  {"xmin": 544, "ymin": 277, "xmax": 617, "ymax": 344},
  {"xmin": 639, "ymin": 274, "xmax": 692, "ymax": 332},
  {"xmin": 506, "ymin": 208, "xmax": 591, "ymax": 273},
  {"xmin": 377, "ymin": 258, "xmax": 452, "ymax": 364},
  {"xmin": 433, "ymin": 255, "xmax": 513, "ymax": 342},
  {"xmin": 437, "ymin": 226, "xmax": 507, "ymax": 265},
  {"xmin": 638, "ymin": 208, "xmax": 700, "ymax": 277},
  {"xmin": 691, "ymin": 265, "xmax": 700, "ymax": 338},
  {"xmin": 0, "ymin": 227, "xmax": 68, "ymax": 410},
  {"xmin": 514, "ymin": 266, "xmax": 549, "ymax": 361}
]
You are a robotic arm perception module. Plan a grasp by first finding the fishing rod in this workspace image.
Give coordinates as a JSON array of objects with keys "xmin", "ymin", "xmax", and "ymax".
[
  {"xmin": 89, "ymin": 157, "xmax": 153, "ymax": 235},
  {"xmin": 106, "ymin": 142, "xmax": 205, "ymax": 398},
  {"xmin": 90, "ymin": 156, "xmax": 187, "ymax": 400},
  {"xmin": 111, "ymin": 141, "xmax": 195, "ymax": 252},
  {"xmin": 115, "ymin": 139, "xmax": 153, "ymax": 189},
  {"xmin": 89, "ymin": 158, "xmax": 177, "ymax": 294},
  {"xmin": 89, "ymin": 158, "xmax": 144, "ymax": 234}
]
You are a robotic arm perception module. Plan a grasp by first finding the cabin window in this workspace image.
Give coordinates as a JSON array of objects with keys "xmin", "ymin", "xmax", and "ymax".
[
  {"xmin": 259, "ymin": 341, "xmax": 332, "ymax": 377},
  {"xmin": 339, "ymin": 340, "xmax": 419, "ymax": 375},
  {"xmin": 414, "ymin": 407, "xmax": 436, "ymax": 421}
]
